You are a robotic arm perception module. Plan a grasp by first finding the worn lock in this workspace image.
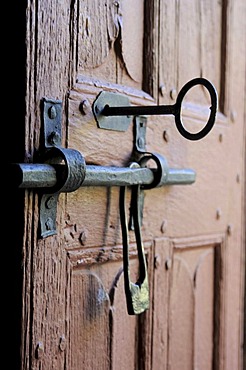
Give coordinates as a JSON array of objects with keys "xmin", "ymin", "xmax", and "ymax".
[{"xmin": 10, "ymin": 77, "xmax": 217, "ymax": 315}]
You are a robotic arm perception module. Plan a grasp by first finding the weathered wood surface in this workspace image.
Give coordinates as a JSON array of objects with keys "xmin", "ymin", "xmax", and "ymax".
[{"xmin": 20, "ymin": 0, "xmax": 246, "ymax": 369}]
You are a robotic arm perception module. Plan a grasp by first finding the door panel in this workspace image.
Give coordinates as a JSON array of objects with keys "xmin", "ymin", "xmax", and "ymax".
[
  {"xmin": 15, "ymin": 0, "xmax": 246, "ymax": 369},
  {"xmin": 152, "ymin": 236, "xmax": 225, "ymax": 370},
  {"xmin": 170, "ymin": 237, "xmax": 224, "ymax": 370},
  {"xmin": 158, "ymin": 0, "xmax": 223, "ymax": 105},
  {"xmin": 69, "ymin": 271, "xmax": 110, "ymax": 369}
]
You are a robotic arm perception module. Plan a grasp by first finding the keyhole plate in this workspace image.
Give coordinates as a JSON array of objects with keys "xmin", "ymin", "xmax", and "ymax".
[{"xmin": 92, "ymin": 91, "xmax": 131, "ymax": 131}]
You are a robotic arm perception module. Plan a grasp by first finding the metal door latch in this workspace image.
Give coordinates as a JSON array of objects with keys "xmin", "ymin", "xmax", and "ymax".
[
  {"xmin": 10, "ymin": 77, "xmax": 217, "ymax": 315},
  {"xmin": 10, "ymin": 99, "xmax": 198, "ymax": 239}
]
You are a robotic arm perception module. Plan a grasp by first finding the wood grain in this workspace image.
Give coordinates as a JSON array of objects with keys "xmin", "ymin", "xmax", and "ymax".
[{"xmin": 20, "ymin": 0, "xmax": 246, "ymax": 369}]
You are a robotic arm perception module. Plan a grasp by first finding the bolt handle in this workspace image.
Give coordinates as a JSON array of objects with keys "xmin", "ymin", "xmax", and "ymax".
[{"xmin": 101, "ymin": 78, "xmax": 217, "ymax": 141}]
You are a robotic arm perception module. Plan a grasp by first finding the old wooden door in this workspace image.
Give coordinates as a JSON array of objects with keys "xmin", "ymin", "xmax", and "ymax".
[{"xmin": 7, "ymin": 0, "xmax": 245, "ymax": 369}]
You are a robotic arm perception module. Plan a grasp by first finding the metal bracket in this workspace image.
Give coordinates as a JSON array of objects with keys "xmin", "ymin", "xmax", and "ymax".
[
  {"xmin": 39, "ymin": 98, "xmax": 86, "ymax": 238},
  {"xmin": 39, "ymin": 98, "xmax": 63, "ymax": 238},
  {"xmin": 43, "ymin": 98, "xmax": 62, "ymax": 148},
  {"xmin": 133, "ymin": 115, "xmax": 147, "ymax": 155},
  {"xmin": 128, "ymin": 116, "xmax": 147, "ymax": 230},
  {"xmin": 40, "ymin": 193, "xmax": 60, "ymax": 238}
]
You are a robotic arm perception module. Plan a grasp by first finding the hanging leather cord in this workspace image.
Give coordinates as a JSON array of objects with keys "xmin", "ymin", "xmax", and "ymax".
[{"xmin": 119, "ymin": 184, "xmax": 149, "ymax": 315}]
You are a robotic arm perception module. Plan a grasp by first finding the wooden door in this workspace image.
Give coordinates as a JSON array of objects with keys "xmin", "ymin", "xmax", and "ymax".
[{"xmin": 7, "ymin": 0, "xmax": 245, "ymax": 369}]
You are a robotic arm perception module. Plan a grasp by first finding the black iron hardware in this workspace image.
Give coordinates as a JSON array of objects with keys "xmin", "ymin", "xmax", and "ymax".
[
  {"xmin": 11, "ymin": 137, "xmax": 195, "ymax": 317},
  {"xmin": 12, "ymin": 161, "xmax": 195, "ymax": 189},
  {"xmin": 10, "ymin": 79, "xmax": 217, "ymax": 315},
  {"xmin": 120, "ymin": 181, "xmax": 149, "ymax": 315},
  {"xmin": 93, "ymin": 77, "xmax": 217, "ymax": 141}
]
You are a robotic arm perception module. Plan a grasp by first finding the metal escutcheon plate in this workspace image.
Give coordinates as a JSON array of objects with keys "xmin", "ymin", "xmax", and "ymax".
[{"xmin": 92, "ymin": 91, "xmax": 131, "ymax": 131}]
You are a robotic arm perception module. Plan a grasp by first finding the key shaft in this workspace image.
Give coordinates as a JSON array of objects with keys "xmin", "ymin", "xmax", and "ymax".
[{"xmin": 102, "ymin": 104, "xmax": 176, "ymax": 117}]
